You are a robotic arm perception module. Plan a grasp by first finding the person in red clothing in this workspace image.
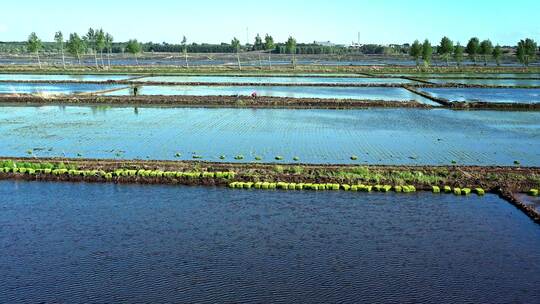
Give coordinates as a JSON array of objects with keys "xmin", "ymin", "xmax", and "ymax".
[{"xmin": 251, "ymin": 91, "xmax": 258, "ymax": 98}]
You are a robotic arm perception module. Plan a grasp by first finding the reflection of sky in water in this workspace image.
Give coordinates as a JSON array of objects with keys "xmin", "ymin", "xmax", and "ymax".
[
  {"xmin": 423, "ymin": 88, "xmax": 540, "ymax": 103},
  {"xmin": 0, "ymin": 74, "xmax": 131, "ymax": 81},
  {"xmin": 0, "ymin": 106, "xmax": 538, "ymax": 166},
  {"xmin": 135, "ymin": 76, "xmax": 417, "ymax": 85},
  {"xmin": 0, "ymin": 82, "xmax": 124, "ymax": 95}
]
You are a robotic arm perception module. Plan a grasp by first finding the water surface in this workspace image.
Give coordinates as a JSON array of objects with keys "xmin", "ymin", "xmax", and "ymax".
[
  {"xmin": 0, "ymin": 181, "xmax": 538, "ymax": 303},
  {"xmin": 0, "ymin": 74, "xmax": 132, "ymax": 82},
  {"xmin": 107, "ymin": 85, "xmax": 434, "ymax": 103},
  {"xmin": 423, "ymin": 88, "xmax": 540, "ymax": 103},
  {"xmin": 0, "ymin": 106, "xmax": 538, "ymax": 165},
  {"xmin": 135, "ymin": 75, "xmax": 416, "ymax": 85},
  {"xmin": 0, "ymin": 82, "xmax": 124, "ymax": 95}
]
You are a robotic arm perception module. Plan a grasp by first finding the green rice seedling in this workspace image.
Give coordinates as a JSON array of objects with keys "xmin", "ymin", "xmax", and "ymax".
[
  {"xmin": 269, "ymin": 183, "xmax": 277, "ymax": 189},
  {"xmin": 350, "ymin": 155, "xmax": 358, "ymax": 161},
  {"xmin": 219, "ymin": 155, "xmax": 226, "ymax": 160},
  {"xmin": 451, "ymin": 160, "xmax": 457, "ymax": 164},
  {"xmin": 444, "ymin": 186, "xmax": 452, "ymax": 193},
  {"xmin": 105, "ymin": 173, "xmax": 113, "ymax": 180},
  {"xmin": 175, "ymin": 153, "xmax": 181, "ymax": 157},
  {"xmin": 26, "ymin": 150, "xmax": 33, "ymax": 155},
  {"xmin": 432, "ymin": 186, "xmax": 441, "ymax": 193},
  {"xmin": 296, "ymin": 183, "xmax": 304, "ymax": 190},
  {"xmin": 374, "ymin": 185, "xmax": 383, "ymax": 191},
  {"xmin": 137, "ymin": 169, "xmax": 146, "ymax": 176},
  {"xmin": 394, "ymin": 185, "xmax": 402, "ymax": 192},
  {"xmin": 528, "ymin": 189, "xmax": 538, "ymax": 196},
  {"xmin": 453, "ymin": 188, "xmax": 462, "ymax": 195},
  {"xmin": 382, "ymin": 185, "xmax": 392, "ymax": 192},
  {"xmin": 228, "ymin": 182, "xmax": 237, "ymax": 188},
  {"xmin": 254, "ymin": 182, "xmax": 262, "ymax": 189},
  {"xmin": 202, "ymin": 172, "xmax": 215, "ymax": 178},
  {"xmin": 342, "ymin": 184, "xmax": 351, "ymax": 191},
  {"xmin": 277, "ymin": 182, "xmax": 289, "ymax": 190},
  {"xmin": 235, "ymin": 182, "xmax": 245, "ymax": 189},
  {"xmin": 311, "ymin": 184, "xmax": 319, "ymax": 191},
  {"xmin": 475, "ymin": 188, "xmax": 485, "ymax": 196},
  {"xmin": 462, "ymin": 188, "xmax": 471, "ymax": 195},
  {"xmin": 293, "ymin": 156, "xmax": 300, "ymax": 162},
  {"xmin": 275, "ymin": 156, "xmax": 283, "ymax": 161},
  {"xmin": 234, "ymin": 155, "xmax": 244, "ymax": 160},
  {"xmin": 331, "ymin": 184, "xmax": 340, "ymax": 190},
  {"xmin": 192, "ymin": 155, "xmax": 203, "ymax": 159},
  {"xmin": 262, "ymin": 182, "xmax": 270, "ymax": 189},
  {"xmin": 0, "ymin": 168, "xmax": 4, "ymax": 173},
  {"xmin": 254, "ymin": 156, "xmax": 262, "ymax": 161},
  {"xmin": 244, "ymin": 182, "xmax": 254, "ymax": 189},
  {"xmin": 351, "ymin": 185, "xmax": 358, "ymax": 191},
  {"xmin": 27, "ymin": 169, "xmax": 35, "ymax": 175},
  {"xmin": 288, "ymin": 183, "xmax": 297, "ymax": 190},
  {"xmin": 514, "ymin": 160, "xmax": 520, "ymax": 165}
]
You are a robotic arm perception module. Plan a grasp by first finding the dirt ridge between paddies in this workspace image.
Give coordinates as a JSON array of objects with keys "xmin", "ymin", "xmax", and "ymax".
[
  {"xmin": 1, "ymin": 64, "xmax": 539, "ymax": 75},
  {"xmin": 2, "ymin": 79, "xmax": 540, "ymax": 89},
  {"xmin": 2, "ymin": 93, "xmax": 540, "ymax": 111},
  {"xmin": 0, "ymin": 94, "xmax": 431, "ymax": 109},
  {"xmin": 1, "ymin": 157, "xmax": 539, "ymax": 223}
]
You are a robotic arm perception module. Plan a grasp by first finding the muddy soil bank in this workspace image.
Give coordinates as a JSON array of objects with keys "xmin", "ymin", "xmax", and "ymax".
[
  {"xmin": 1, "ymin": 64, "xmax": 538, "ymax": 75},
  {"xmin": 2, "ymin": 79, "xmax": 540, "ymax": 89},
  {"xmin": 2, "ymin": 157, "xmax": 539, "ymax": 222},
  {"xmin": 0, "ymin": 94, "xmax": 430, "ymax": 109}
]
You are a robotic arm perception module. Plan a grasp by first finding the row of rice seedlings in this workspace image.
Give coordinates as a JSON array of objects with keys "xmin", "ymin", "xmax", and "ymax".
[
  {"xmin": 529, "ymin": 189, "xmax": 539, "ymax": 196},
  {"xmin": 0, "ymin": 160, "xmax": 78, "ymax": 171},
  {"xmin": 228, "ymin": 181, "xmax": 417, "ymax": 193},
  {"xmin": 433, "ymin": 185, "xmax": 485, "ymax": 196},
  {"xmin": 0, "ymin": 166, "xmax": 235, "ymax": 181}
]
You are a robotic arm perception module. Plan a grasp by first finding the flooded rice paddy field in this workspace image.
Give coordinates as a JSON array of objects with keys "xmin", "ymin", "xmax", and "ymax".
[
  {"xmin": 1, "ymin": 181, "xmax": 538, "ymax": 303},
  {"xmin": 422, "ymin": 88, "xmax": 540, "ymax": 104},
  {"xmin": 0, "ymin": 74, "xmax": 133, "ymax": 82},
  {"xmin": 133, "ymin": 75, "xmax": 417, "ymax": 84},
  {"xmin": 0, "ymin": 82, "xmax": 125, "ymax": 95},
  {"xmin": 0, "ymin": 106, "xmax": 538, "ymax": 165},
  {"xmin": 427, "ymin": 78, "xmax": 540, "ymax": 86},
  {"xmin": 106, "ymin": 85, "xmax": 437, "ymax": 104},
  {"xmin": 381, "ymin": 73, "xmax": 540, "ymax": 79}
]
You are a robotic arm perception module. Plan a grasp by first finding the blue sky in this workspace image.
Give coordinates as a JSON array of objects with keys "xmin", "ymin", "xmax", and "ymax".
[{"xmin": 1, "ymin": 0, "xmax": 539, "ymax": 45}]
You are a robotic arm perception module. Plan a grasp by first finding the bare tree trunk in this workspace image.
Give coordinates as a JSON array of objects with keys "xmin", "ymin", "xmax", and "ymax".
[
  {"xmin": 100, "ymin": 50, "xmax": 104, "ymax": 67},
  {"xmin": 258, "ymin": 53, "xmax": 262, "ymax": 69},
  {"xmin": 268, "ymin": 53, "xmax": 272, "ymax": 70},
  {"xmin": 61, "ymin": 48, "xmax": 66, "ymax": 69},
  {"xmin": 185, "ymin": 51, "xmax": 189, "ymax": 68},
  {"xmin": 107, "ymin": 50, "xmax": 111, "ymax": 68},
  {"xmin": 135, "ymin": 55, "xmax": 139, "ymax": 65},
  {"xmin": 36, "ymin": 52, "xmax": 42, "ymax": 69},
  {"xmin": 94, "ymin": 51, "xmax": 98, "ymax": 69},
  {"xmin": 237, "ymin": 52, "xmax": 241, "ymax": 70},
  {"xmin": 77, "ymin": 53, "xmax": 81, "ymax": 65}
]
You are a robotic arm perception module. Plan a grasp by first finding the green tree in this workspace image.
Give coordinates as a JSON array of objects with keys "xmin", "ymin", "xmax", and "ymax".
[
  {"xmin": 85, "ymin": 28, "xmax": 99, "ymax": 67},
  {"xmin": 125, "ymin": 39, "xmax": 142, "ymax": 65},
  {"xmin": 95, "ymin": 29, "xmax": 106, "ymax": 67},
  {"xmin": 409, "ymin": 40, "xmax": 422, "ymax": 67},
  {"xmin": 264, "ymin": 34, "xmax": 275, "ymax": 69},
  {"xmin": 479, "ymin": 39, "xmax": 493, "ymax": 66},
  {"xmin": 27, "ymin": 32, "xmax": 42, "ymax": 69},
  {"xmin": 421, "ymin": 39, "xmax": 432, "ymax": 67},
  {"xmin": 438, "ymin": 36, "xmax": 454, "ymax": 66},
  {"xmin": 492, "ymin": 45, "xmax": 503, "ymax": 66},
  {"xmin": 253, "ymin": 34, "xmax": 264, "ymax": 51},
  {"xmin": 466, "ymin": 37, "xmax": 480, "ymax": 64},
  {"xmin": 54, "ymin": 31, "xmax": 66, "ymax": 69},
  {"xmin": 516, "ymin": 38, "xmax": 537, "ymax": 67},
  {"xmin": 285, "ymin": 36, "xmax": 297, "ymax": 68},
  {"xmin": 181, "ymin": 36, "xmax": 188, "ymax": 68},
  {"xmin": 231, "ymin": 37, "xmax": 241, "ymax": 70},
  {"xmin": 67, "ymin": 33, "xmax": 86, "ymax": 65},
  {"xmin": 104, "ymin": 33, "xmax": 113, "ymax": 68},
  {"xmin": 264, "ymin": 34, "xmax": 275, "ymax": 51},
  {"xmin": 454, "ymin": 43, "xmax": 464, "ymax": 67}
]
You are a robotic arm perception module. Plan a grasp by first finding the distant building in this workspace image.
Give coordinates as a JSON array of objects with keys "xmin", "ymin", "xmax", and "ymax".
[{"xmin": 314, "ymin": 41, "xmax": 336, "ymax": 47}]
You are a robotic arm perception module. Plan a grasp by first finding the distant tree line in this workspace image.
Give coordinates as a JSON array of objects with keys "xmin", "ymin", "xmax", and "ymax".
[
  {"xmin": 2, "ymin": 30, "xmax": 538, "ymax": 68},
  {"xmin": 409, "ymin": 36, "xmax": 538, "ymax": 67}
]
